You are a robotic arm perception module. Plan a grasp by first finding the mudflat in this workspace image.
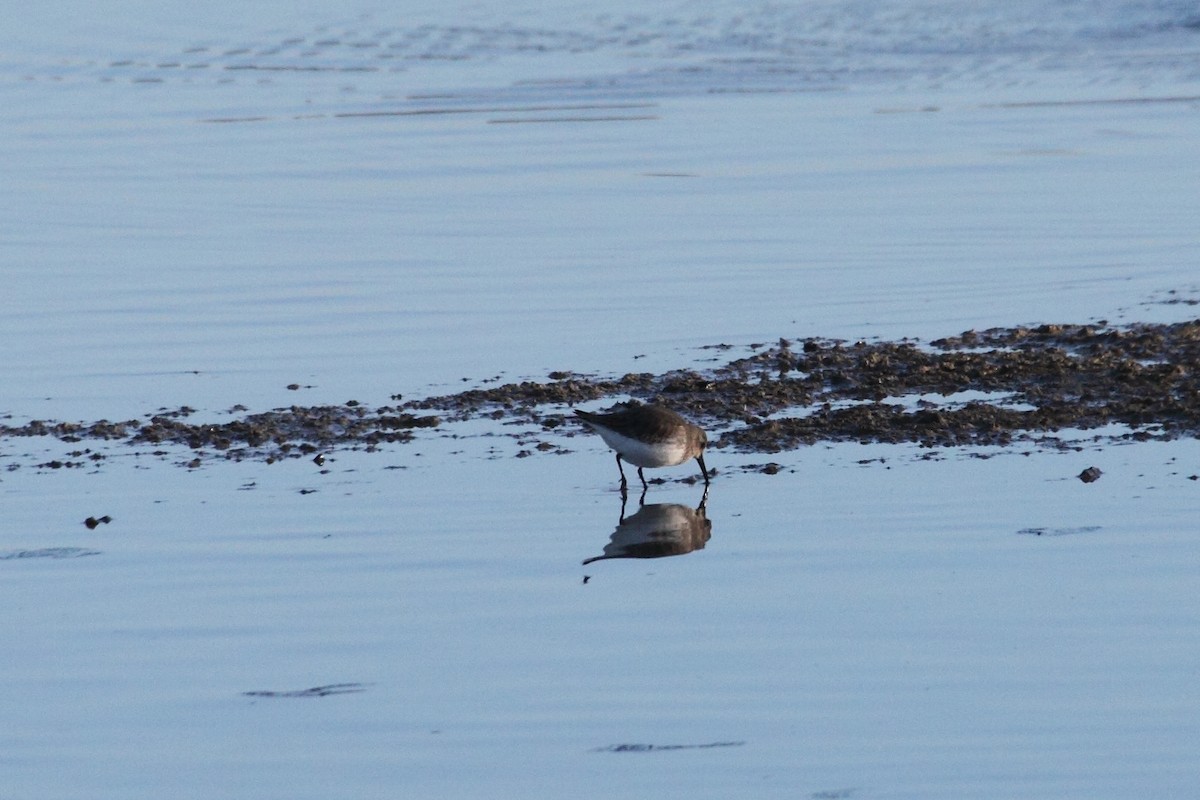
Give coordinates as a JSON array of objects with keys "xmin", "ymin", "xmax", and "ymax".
[{"xmin": 4, "ymin": 320, "xmax": 1196, "ymax": 469}]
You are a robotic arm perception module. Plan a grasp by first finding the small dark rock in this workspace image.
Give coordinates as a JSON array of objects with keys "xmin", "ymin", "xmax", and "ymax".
[
  {"xmin": 84, "ymin": 515, "xmax": 113, "ymax": 529},
  {"xmin": 1078, "ymin": 466, "xmax": 1103, "ymax": 483}
]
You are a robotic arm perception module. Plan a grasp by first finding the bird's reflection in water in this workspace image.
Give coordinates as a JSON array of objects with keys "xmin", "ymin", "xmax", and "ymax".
[{"xmin": 583, "ymin": 488, "xmax": 712, "ymax": 565}]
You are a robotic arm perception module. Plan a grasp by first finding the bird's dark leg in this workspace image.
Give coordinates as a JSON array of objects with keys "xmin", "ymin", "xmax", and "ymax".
[
  {"xmin": 615, "ymin": 453, "xmax": 628, "ymax": 492},
  {"xmin": 637, "ymin": 466, "xmax": 648, "ymax": 491},
  {"xmin": 696, "ymin": 454, "xmax": 710, "ymax": 485}
]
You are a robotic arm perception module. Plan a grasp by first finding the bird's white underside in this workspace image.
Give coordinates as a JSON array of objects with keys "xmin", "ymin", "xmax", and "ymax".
[{"xmin": 586, "ymin": 425, "xmax": 690, "ymax": 468}]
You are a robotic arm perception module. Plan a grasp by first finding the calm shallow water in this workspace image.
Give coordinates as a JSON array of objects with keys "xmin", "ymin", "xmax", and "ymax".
[
  {"xmin": 6, "ymin": 437, "xmax": 1200, "ymax": 798},
  {"xmin": 3, "ymin": 1, "xmax": 1200, "ymax": 797}
]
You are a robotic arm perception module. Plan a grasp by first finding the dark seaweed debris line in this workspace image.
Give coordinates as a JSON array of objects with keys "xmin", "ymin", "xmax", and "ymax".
[
  {"xmin": 406, "ymin": 320, "xmax": 1200, "ymax": 451},
  {"xmin": 2, "ymin": 320, "xmax": 1198, "ymax": 467}
]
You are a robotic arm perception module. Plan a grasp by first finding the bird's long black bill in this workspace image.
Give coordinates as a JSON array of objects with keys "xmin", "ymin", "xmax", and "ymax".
[{"xmin": 697, "ymin": 454, "xmax": 710, "ymax": 485}]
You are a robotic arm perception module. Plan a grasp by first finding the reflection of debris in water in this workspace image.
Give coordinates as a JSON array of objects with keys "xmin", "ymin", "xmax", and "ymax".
[
  {"xmin": 243, "ymin": 683, "xmax": 369, "ymax": 698},
  {"xmin": 0, "ymin": 547, "xmax": 101, "ymax": 560},
  {"xmin": 1016, "ymin": 526, "xmax": 1102, "ymax": 537},
  {"xmin": 591, "ymin": 741, "xmax": 745, "ymax": 753}
]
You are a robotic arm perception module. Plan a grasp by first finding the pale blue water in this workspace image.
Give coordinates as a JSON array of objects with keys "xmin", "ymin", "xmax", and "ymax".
[{"xmin": 3, "ymin": 2, "xmax": 1200, "ymax": 797}]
